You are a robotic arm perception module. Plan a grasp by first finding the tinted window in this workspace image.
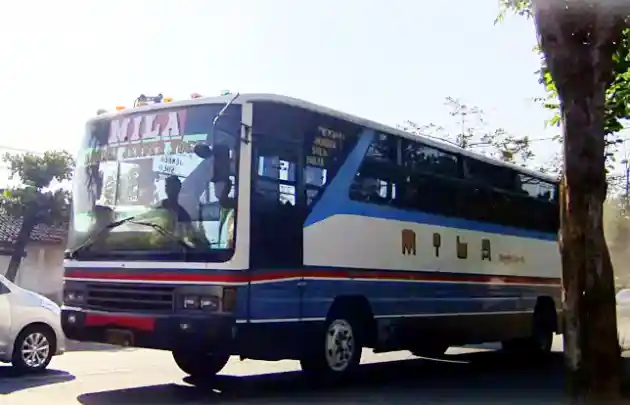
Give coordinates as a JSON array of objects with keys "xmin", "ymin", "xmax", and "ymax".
[
  {"xmin": 366, "ymin": 133, "xmax": 396, "ymax": 163},
  {"xmin": 465, "ymin": 158, "xmax": 516, "ymax": 191},
  {"xmin": 350, "ymin": 132, "xmax": 558, "ymax": 234},
  {"xmin": 350, "ymin": 175, "xmax": 398, "ymax": 204},
  {"xmin": 256, "ymin": 152, "xmax": 297, "ymax": 206},
  {"xmin": 402, "ymin": 140, "xmax": 459, "ymax": 177},
  {"xmin": 305, "ymin": 166, "xmax": 328, "ymax": 205},
  {"xmin": 401, "ymin": 174, "xmax": 460, "ymax": 217},
  {"xmin": 303, "ymin": 123, "xmax": 359, "ymax": 205},
  {"xmin": 350, "ymin": 133, "xmax": 399, "ymax": 204},
  {"xmin": 0, "ymin": 280, "xmax": 9, "ymax": 294},
  {"xmin": 518, "ymin": 174, "xmax": 556, "ymax": 202}
]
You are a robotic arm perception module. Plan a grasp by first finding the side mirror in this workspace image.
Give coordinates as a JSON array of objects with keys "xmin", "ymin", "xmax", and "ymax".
[
  {"xmin": 212, "ymin": 144, "xmax": 231, "ymax": 182},
  {"xmin": 193, "ymin": 142, "xmax": 231, "ymax": 182},
  {"xmin": 193, "ymin": 143, "xmax": 213, "ymax": 159}
]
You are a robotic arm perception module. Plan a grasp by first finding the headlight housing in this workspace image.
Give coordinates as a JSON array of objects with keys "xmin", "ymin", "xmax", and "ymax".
[
  {"xmin": 63, "ymin": 290, "xmax": 86, "ymax": 305},
  {"xmin": 176, "ymin": 286, "xmax": 236, "ymax": 313},
  {"xmin": 182, "ymin": 295, "xmax": 220, "ymax": 311}
]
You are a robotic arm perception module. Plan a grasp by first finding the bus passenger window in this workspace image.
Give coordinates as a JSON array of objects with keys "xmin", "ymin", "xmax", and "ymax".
[
  {"xmin": 305, "ymin": 165, "xmax": 327, "ymax": 205},
  {"xmin": 255, "ymin": 155, "xmax": 297, "ymax": 206},
  {"xmin": 305, "ymin": 166, "xmax": 327, "ymax": 187}
]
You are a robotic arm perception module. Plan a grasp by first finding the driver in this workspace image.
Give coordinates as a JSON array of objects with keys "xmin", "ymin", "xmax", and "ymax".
[
  {"xmin": 158, "ymin": 175, "xmax": 208, "ymax": 245},
  {"xmin": 160, "ymin": 175, "xmax": 192, "ymax": 222}
]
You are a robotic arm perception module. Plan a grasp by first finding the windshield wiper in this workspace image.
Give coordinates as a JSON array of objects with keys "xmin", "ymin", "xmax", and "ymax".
[
  {"xmin": 125, "ymin": 219, "xmax": 196, "ymax": 251},
  {"xmin": 65, "ymin": 216, "xmax": 195, "ymax": 259}
]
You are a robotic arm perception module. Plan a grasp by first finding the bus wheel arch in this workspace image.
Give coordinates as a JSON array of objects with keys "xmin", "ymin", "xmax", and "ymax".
[
  {"xmin": 299, "ymin": 295, "xmax": 375, "ymax": 379},
  {"xmin": 327, "ymin": 295, "xmax": 377, "ymax": 346}
]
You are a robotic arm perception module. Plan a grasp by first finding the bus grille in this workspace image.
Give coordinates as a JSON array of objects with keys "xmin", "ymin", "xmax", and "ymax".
[{"xmin": 85, "ymin": 283, "xmax": 175, "ymax": 312}]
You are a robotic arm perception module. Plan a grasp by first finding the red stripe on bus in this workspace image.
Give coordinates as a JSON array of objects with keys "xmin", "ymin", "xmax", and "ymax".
[
  {"xmin": 65, "ymin": 268, "xmax": 560, "ymax": 286},
  {"xmin": 85, "ymin": 314, "xmax": 156, "ymax": 332}
]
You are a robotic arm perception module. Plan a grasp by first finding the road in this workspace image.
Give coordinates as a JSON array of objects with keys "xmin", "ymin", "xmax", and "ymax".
[{"xmin": 0, "ymin": 338, "xmax": 571, "ymax": 405}]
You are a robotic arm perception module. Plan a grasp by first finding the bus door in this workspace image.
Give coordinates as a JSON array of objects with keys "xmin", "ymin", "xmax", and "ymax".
[{"xmin": 250, "ymin": 135, "xmax": 306, "ymax": 323}]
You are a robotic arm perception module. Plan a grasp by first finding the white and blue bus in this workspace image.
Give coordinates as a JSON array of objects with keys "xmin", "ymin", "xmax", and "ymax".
[{"xmin": 62, "ymin": 93, "xmax": 561, "ymax": 378}]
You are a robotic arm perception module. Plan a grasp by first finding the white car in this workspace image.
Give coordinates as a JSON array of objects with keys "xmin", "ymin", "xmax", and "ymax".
[{"xmin": 0, "ymin": 274, "xmax": 66, "ymax": 372}]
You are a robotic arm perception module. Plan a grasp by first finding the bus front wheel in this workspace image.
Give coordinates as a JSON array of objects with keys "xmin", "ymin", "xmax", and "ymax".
[
  {"xmin": 300, "ymin": 311, "xmax": 364, "ymax": 380},
  {"xmin": 172, "ymin": 350, "xmax": 230, "ymax": 378}
]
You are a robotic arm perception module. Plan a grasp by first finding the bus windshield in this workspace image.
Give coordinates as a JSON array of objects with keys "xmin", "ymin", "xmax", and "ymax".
[{"xmin": 68, "ymin": 104, "xmax": 241, "ymax": 262}]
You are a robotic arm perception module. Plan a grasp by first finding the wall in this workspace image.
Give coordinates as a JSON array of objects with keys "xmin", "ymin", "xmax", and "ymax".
[{"xmin": 0, "ymin": 242, "xmax": 65, "ymax": 303}]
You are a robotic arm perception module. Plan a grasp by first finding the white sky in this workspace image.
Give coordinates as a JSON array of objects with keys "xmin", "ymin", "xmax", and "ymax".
[{"xmin": 0, "ymin": 0, "xmax": 622, "ymax": 178}]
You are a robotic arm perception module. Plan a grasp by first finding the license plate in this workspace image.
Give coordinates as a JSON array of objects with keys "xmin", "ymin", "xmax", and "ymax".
[{"xmin": 105, "ymin": 329, "xmax": 134, "ymax": 347}]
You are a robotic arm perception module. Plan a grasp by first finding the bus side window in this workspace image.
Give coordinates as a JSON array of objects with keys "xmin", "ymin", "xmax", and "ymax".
[
  {"xmin": 350, "ymin": 132, "xmax": 399, "ymax": 205},
  {"xmin": 305, "ymin": 165, "xmax": 327, "ymax": 205},
  {"xmin": 256, "ymin": 155, "xmax": 297, "ymax": 205}
]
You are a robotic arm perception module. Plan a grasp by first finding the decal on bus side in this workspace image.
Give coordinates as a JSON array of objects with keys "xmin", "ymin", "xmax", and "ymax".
[{"xmin": 401, "ymin": 229, "xmax": 493, "ymax": 261}]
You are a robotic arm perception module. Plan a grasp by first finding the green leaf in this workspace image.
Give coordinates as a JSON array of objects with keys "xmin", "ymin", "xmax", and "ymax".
[
  {"xmin": 0, "ymin": 150, "xmax": 74, "ymax": 227},
  {"xmin": 2, "ymin": 150, "xmax": 75, "ymax": 190},
  {"xmin": 497, "ymin": 3, "xmax": 630, "ymax": 190}
]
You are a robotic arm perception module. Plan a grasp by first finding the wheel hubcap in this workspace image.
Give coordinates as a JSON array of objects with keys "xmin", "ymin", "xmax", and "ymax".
[
  {"xmin": 21, "ymin": 332, "xmax": 50, "ymax": 368},
  {"xmin": 325, "ymin": 319, "xmax": 354, "ymax": 372}
]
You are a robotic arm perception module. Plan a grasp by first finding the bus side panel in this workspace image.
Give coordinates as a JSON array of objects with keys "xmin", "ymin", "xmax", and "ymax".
[
  {"xmin": 301, "ymin": 129, "xmax": 562, "ymax": 348},
  {"xmin": 240, "ymin": 102, "xmax": 366, "ymax": 360}
]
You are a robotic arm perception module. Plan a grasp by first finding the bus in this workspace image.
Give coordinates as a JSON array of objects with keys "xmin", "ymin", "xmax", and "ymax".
[{"xmin": 62, "ymin": 93, "xmax": 562, "ymax": 379}]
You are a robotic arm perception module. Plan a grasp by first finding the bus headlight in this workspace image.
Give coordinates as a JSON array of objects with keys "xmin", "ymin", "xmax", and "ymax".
[
  {"xmin": 176, "ymin": 286, "xmax": 235, "ymax": 313},
  {"xmin": 64, "ymin": 291, "xmax": 85, "ymax": 305},
  {"xmin": 181, "ymin": 295, "xmax": 220, "ymax": 311}
]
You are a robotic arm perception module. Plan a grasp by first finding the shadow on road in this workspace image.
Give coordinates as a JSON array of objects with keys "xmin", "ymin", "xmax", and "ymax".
[
  {"xmin": 0, "ymin": 367, "xmax": 75, "ymax": 395},
  {"xmin": 65, "ymin": 340, "xmax": 127, "ymax": 353},
  {"xmin": 76, "ymin": 351, "xmax": 569, "ymax": 405}
]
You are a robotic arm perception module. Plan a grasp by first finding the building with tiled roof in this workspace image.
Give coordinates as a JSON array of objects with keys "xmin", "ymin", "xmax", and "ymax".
[
  {"xmin": 0, "ymin": 214, "xmax": 68, "ymax": 250},
  {"xmin": 0, "ymin": 211, "xmax": 68, "ymax": 304},
  {"xmin": 0, "ymin": 148, "xmax": 68, "ymax": 302},
  {"xmin": 0, "ymin": 184, "xmax": 69, "ymax": 249}
]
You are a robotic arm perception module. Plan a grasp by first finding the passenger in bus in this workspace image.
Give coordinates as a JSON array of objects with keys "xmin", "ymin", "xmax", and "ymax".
[
  {"xmin": 212, "ymin": 177, "xmax": 237, "ymax": 249},
  {"xmin": 160, "ymin": 175, "xmax": 192, "ymax": 222}
]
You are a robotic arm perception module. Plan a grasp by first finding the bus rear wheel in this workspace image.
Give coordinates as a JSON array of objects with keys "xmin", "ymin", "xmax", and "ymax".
[
  {"xmin": 502, "ymin": 306, "xmax": 555, "ymax": 360},
  {"xmin": 172, "ymin": 350, "xmax": 230, "ymax": 378}
]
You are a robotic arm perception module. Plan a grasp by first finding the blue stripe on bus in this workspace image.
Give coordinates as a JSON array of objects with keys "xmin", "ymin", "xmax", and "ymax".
[
  {"xmin": 247, "ymin": 277, "xmax": 560, "ymax": 320},
  {"xmin": 305, "ymin": 130, "xmax": 557, "ymax": 242}
]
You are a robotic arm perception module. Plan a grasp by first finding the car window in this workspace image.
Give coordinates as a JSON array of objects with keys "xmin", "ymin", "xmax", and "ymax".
[{"xmin": 0, "ymin": 279, "xmax": 9, "ymax": 295}]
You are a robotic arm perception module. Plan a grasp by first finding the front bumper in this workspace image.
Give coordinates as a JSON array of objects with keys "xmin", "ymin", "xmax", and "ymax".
[
  {"xmin": 61, "ymin": 307, "xmax": 237, "ymax": 352},
  {"xmin": 55, "ymin": 327, "xmax": 67, "ymax": 356}
]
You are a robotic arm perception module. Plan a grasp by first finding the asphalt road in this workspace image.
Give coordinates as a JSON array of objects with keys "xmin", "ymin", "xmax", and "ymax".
[{"xmin": 0, "ymin": 338, "xmax": 572, "ymax": 405}]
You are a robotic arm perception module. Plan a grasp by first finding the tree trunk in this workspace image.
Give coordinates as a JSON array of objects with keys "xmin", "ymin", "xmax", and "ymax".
[
  {"xmin": 532, "ymin": 1, "xmax": 628, "ymax": 402},
  {"xmin": 4, "ymin": 211, "xmax": 36, "ymax": 282}
]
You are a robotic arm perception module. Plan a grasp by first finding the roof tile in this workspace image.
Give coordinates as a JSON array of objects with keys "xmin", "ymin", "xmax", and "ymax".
[{"xmin": 0, "ymin": 215, "xmax": 68, "ymax": 244}]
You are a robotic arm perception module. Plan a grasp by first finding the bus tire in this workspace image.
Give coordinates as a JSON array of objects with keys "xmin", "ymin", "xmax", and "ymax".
[
  {"xmin": 502, "ymin": 300, "xmax": 555, "ymax": 359},
  {"xmin": 300, "ymin": 309, "xmax": 364, "ymax": 381},
  {"xmin": 172, "ymin": 350, "xmax": 230, "ymax": 378}
]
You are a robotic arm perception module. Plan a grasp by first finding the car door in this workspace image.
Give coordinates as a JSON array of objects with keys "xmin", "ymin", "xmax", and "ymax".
[{"xmin": 0, "ymin": 276, "xmax": 12, "ymax": 352}]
